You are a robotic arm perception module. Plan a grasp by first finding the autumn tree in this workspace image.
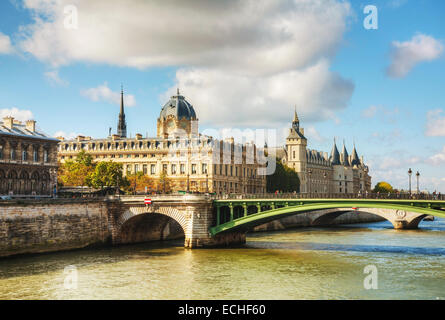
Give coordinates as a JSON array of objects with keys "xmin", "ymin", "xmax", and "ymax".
[
  {"xmin": 158, "ymin": 171, "xmax": 174, "ymax": 193},
  {"xmin": 58, "ymin": 150, "xmax": 95, "ymax": 187},
  {"xmin": 373, "ymin": 181, "xmax": 394, "ymax": 193},
  {"xmin": 127, "ymin": 172, "xmax": 155, "ymax": 194}
]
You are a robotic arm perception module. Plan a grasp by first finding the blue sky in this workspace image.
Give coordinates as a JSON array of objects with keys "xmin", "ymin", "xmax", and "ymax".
[{"xmin": 0, "ymin": 0, "xmax": 444, "ymax": 192}]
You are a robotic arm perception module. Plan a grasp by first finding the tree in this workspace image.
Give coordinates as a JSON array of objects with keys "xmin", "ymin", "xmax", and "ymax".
[
  {"xmin": 127, "ymin": 172, "xmax": 154, "ymax": 194},
  {"xmin": 373, "ymin": 181, "xmax": 394, "ymax": 193},
  {"xmin": 266, "ymin": 158, "xmax": 300, "ymax": 193},
  {"xmin": 58, "ymin": 151, "xmax": 95, "ymax": 187},
  {"xmin": 158, "ymin": 171, "xmax": 173, "ymax": 193},
  {"xmin": 89, "ymin": 161, "xmax": 129, "ymax": 190}
]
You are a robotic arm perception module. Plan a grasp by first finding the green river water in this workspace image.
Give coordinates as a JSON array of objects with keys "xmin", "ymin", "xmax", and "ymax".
[{"xmin": 1, "ymin": 220, "xmax": 445, "ymax": 300}]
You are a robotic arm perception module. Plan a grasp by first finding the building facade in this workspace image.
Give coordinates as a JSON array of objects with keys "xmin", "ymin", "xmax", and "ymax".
[
  {"xmin": 0, "ymin": 117, "xmax": 59, "ymax": 196},
  {"xmin": 276, "ymin": 110, "xmax": 371, "ymax": 194},
  {"xmin": 58, "ymin": 90, "xmax": 266, "ymax": 194}
]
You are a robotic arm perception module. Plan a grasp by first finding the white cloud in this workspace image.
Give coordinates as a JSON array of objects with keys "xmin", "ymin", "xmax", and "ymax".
[
  {"xmin": 44, "ymin": 70, "xmax": 69, "ymax": 86},
  {"xmin": 425, "ymin": 109, "xmax": 445, "ymax": 137},
  {"xmin": 18, "ymin": 0, "xmax": 351, "ymax": 74},
  {"xmin": 428, "ymin": 146, "xmax": 445, "ymax": 166},
  {"xmin": 17, "ymin": 0, "xmax": 354, "ymax": 127},
  {"xmin": 387, "ymin": 33, "xmax": 443, "ymax": 78},
  {"xmin": 0, "ymin": 32, "xmax": 13, "ymax": 54},
  {"xmin": 163, "ymin": 60, "xmax": 354, "ymax": 127},
  {"xmin": 0, "ymin": 107, "xmax": 34, "ymax": 121},
  {"xmin": 81, "ymin": 83, "xmax": 136, "ymax": 107}
]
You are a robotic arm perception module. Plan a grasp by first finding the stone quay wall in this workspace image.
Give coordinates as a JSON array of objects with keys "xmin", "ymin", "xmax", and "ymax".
[{"xmin": 0, "ymin": 199, "xmax": 111, "ymax": 258}]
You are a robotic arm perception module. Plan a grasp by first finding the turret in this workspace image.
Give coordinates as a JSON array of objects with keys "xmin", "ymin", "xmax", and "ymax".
[
  {"xmin": 330, "ymin": 138, "xmax": 340, "ymax": 165},
  {"xmin": 341, "ymin": 140, "xmax": 350, "ymax": 166}
]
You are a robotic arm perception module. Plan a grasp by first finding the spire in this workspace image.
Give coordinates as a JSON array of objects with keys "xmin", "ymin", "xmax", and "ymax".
[
  {"xmin": 117, "ymin": 84, "xmax": 127, "ymax": 138},
  {"xmin": 330, "ymin": 138, "xmax": 340, "ymax": 165},
  {"xmin": 292, "ymin": 105, "xmax": 300, "ymax": 131},
  {"xmin": 341, "ymin": 139, "xmax": 350, "ymax": 166},
  {"xmin": 351, "ymin": 142, "xmax": 360, "ymax": 167},
  {"xmin": 293, "ymin": 105, "xmax": 299, "ymax": 122}
]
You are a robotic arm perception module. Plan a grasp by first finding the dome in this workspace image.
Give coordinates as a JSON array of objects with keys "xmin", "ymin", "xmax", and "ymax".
[{"xmin": 159, "ymin": 91, "xmax": 197, "ymax": 121}]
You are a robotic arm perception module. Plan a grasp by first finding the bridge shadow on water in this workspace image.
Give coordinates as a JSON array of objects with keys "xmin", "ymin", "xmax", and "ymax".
[{"xmin": 246, "ymin": 218, "xmax": 445, "ymax": 256}]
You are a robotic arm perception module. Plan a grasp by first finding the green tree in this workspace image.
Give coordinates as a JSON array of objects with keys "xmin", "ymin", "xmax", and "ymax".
[
  {"xmin": 89, "ymin": 161, "xmax": 129, "ymax": 190},
  {"xmin": 266, "ymin": 158, "xmax": 300, "ymax": 193},
  {"xmin": 373, "ymin": 181, "xmax": 394, "ymax": 193}
]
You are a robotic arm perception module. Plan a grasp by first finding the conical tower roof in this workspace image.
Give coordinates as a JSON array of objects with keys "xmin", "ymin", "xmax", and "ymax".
[
  {"xmin": 341, "ymin": 140, "xmax": 350, "ymax": 166},
  {"xmin": 351, "ymin": 143, "xmax": 360, "ymax": 166},
  {"xmin": 330, "ymin": 138, "xmax": 340, "ymax": 165}
]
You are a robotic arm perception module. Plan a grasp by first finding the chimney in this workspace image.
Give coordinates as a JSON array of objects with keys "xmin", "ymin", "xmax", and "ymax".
[
  {"xmin": 135, "ymin": 133, "xmax": 142, "ymax": 140},
  {"xmin": 26, "ymin": 120, "xmax": 36, "ymax": 132},
  {"xmin": 3, "ymin": 117, "xmax": 13, "ymax": 129}
]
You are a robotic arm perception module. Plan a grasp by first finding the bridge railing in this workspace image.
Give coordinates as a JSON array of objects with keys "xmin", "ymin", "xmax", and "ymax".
[{"xmin": 214, "ymin": 192, "xmax": 445, "ymax": 201}]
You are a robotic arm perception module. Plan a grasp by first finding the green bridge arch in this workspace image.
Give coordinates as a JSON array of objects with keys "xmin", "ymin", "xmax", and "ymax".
[{"xmin": 209, "ymin": 199, "xmax": 445, "ymax": 236}]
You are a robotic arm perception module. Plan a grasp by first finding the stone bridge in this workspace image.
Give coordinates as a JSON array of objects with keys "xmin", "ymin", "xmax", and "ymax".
[{"xmin": 109, "ymin": 195, "xmax": 445, "ymax": 248}]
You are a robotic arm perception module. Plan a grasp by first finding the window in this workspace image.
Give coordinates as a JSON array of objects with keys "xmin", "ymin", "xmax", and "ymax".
[
  {"xmin": 10, "ymin": 149, "xmax": 15, "ymax": 160},
  {"xmin": 230, "ymin": 166, "xmax": 233, "ymax": 176},
  {"xmin": 225, "ymin": 165, "xmax": 228, "ymax": 176},
  {"xmin": 127, "ymin": 165, "xmax": 132, "ymax": 174},
  {"xmin": 22, "ymin": 150, "xmax": 27, "ymax": 161},
  {"xmin": 235, "ymin": 167, "xmax": 238, "ymax": 176},
  {"xmin": 171, "ymin": 164, "xmax": 177, "ymax": 174},
  {"xmin": 180, "ymin": 164, "xmax": 185, "ymax": 174},
  {"xmin": 0, "ymin": 147, "xmax": 3, "ymax": 160},
  {"xmin": 143, "ymin": 164, "xmax": 148, "ymax": 175},
  {"xmin": 43, "ymin": 150, "xmax": 48, "ymax": 163},
  {"xmin": 33, "ymin": 149, "xmax": 38, "ymax": 162},
  {"xmin": 151, "ymin": 164, "xmax": 156, "ymax": 175},
  {"xmin": 191, "ymin": 164, "xmax": 197, "ymax": 174},
  {"xmin": 163, "ymin": 164, "xmax": 167, "ymax": 173},
  {"xmin": 135, "ymin": 164, "xmax": 139, "ymax": 173},
  {"xmin": 202, "ymin": 163, "xmax": 208, "ymax": 174},
  {"xmin": 293, "ymin": 151, "xmax": 295, "ymax": 159}
]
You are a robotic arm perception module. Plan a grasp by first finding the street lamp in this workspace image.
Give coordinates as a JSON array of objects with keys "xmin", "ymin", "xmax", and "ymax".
[
  {"xmin": 416, "ymin": 171, "xmax": 420, "ymax": 194},
  {"xmin": 408, "ymin": 168, "xmax": 412, "ymax": 195}
]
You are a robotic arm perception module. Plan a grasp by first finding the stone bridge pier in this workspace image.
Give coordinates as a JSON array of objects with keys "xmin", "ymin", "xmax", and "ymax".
[{"xmin": 109, "ymin": 195, "xmax": 245, "ymax": 248}]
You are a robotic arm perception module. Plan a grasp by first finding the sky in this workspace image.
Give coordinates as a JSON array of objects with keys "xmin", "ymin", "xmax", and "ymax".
[{"xmin": 0, "ymin": 0, "xmax": 444, "ymax": 192}]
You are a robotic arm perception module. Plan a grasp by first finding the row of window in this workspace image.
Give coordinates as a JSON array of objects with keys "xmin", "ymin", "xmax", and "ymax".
[
  {"xmin": 0, "ymin": 149, "xmax": 49, "ymax": 162},
  {"xmin": 126, "ymin": 163, "xmax": 209, "ymax": 175}
]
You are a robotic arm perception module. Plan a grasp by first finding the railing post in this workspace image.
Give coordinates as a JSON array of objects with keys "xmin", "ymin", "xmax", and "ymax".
[
  {"xmin": 243, "ymin": 203, "xmax": 247, "ymax": 217},
  {"xmin": 257, "ymin": 202, "xmax": 261, "ymax": 213},
  {"xmin": 229, "ymin": 204, "xmax": 234, "ymax": 221}
]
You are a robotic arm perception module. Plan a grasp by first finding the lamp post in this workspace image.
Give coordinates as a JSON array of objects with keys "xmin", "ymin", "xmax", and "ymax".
[
  {"xmin": 416, "ymin": 171, "xmax": 420, "ymax": 194},
  {"xmin": 408, "ymin": 168, "xmax": 412, "ymax": 196}
]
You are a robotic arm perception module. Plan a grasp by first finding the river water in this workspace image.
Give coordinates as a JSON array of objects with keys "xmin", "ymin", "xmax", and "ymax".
[{"xmin": 1, "ymin": 219, "xmax": 445, "ymax": 300}]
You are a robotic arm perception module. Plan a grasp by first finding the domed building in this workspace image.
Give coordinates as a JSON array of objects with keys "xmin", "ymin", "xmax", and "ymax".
[
  {"xmin": 57, "ymin": 88, "xmax": 266, "ymax": 194},
  {"xmin": 157, "ymin": 89, "xmax": 198, "ymax": 138}
]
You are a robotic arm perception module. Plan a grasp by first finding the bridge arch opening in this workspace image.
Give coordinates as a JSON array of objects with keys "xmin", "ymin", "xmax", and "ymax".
[{"xmin": 118, "ymin": 212, "xmax": 185, "ymax": 244}]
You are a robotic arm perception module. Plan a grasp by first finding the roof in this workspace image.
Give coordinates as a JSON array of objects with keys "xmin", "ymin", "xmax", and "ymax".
[
  {"xmin": 330, "ymin": 141, "xmax": 340, "ymax": 165},
  {"xmin": 159, "ymin": 93, "xmax": 197, "ymax": 121},
  {"xmin": 0, "ymin": 120, "xmax": 58, "ymax": 142}
]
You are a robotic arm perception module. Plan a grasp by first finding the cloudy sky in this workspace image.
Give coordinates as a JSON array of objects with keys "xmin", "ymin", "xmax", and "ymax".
[{"xmin": 0, "ymin": 0, "xmax": 444, "ymax": 192}]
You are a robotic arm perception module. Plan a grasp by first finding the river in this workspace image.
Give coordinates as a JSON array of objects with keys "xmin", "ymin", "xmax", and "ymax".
[{"xmin": 1, "ymin": 219, "xmax": 445, "ymax": 300}]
